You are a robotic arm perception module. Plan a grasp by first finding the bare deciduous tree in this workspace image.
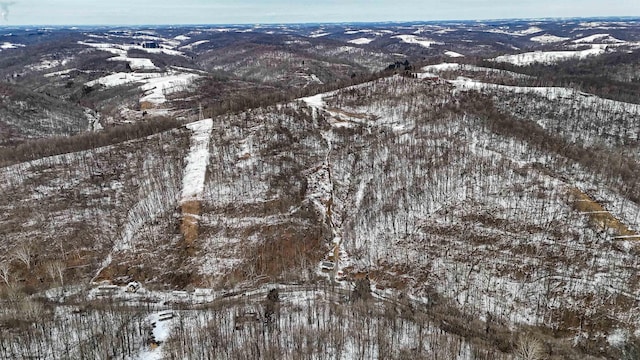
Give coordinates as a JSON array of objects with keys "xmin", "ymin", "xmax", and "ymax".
[
  {"xmin": 20, "ymin": 300, "xmax": 45, "ymax": 322},
  {"xmin": 13, "ymin": 244, "xmax": 32, "ymax": 270},
  {"xmin": 0, "ymin": 261, "xmax": 9, "ymax": 285},
  {"xmin": 514, "ymin": 335, "xmax": 544, "ymax": 360},
  {"xmin": 46, "ymin": 260, "xmax": 65, "ymax": 286}
]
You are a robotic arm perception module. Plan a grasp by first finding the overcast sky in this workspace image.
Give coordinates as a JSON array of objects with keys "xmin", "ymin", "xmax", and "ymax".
[{"xmin": 1, "ymin": 0, "xmax": 638, "ymax": 25}]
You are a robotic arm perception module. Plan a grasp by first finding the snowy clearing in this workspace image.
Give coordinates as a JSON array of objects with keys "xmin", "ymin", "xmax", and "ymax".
[
  {"xmin": 530, "ymin": 34, "xmax": 570, "ymax": 43},
  {"xmin": 485, "ymin": 26, "xmax": 542, "ymax": 36},
  {"xmin": 139, "ymin": 73, "xmax": 200, "ymax": 105},
  {"xmin": 85, "ymin": 72, "xmax": 161, "ymax": 88},
  {"xmin": 27, "ymin": 58, "xmax": 71, "ymax": 71},
  {"xmin": 109, "ymin": 56, "xmax": 158, "ymax": 70},
  {"xmin": 393, "ymin": 34, "xmax": 443, "ymax": 48},
  {"xmin": 444, "ymin": 50, "xmax": 464, "ymax": 57},
  {"xmin": 179, "ymin": 40, "xmax": 210, "ymax": 50},
  {"xmin": 421, "ymin": 62, "xmax": 532, "ymax": 78},
  {"xmin": 348, "ymin": 37, "xmax": 375, "ymax": 45},
  {"xmin": 44, "ymin": 68, "xmax": 79, "ymax": 77},
  {"xmin": 181, "ymin": 119, "xmax": 213, "ymax": 202},
  {"xmin": 78, "ymin": 40, "xmax": 185, "ymax": 57},
  {"xmin": 573, "ymin": 33, "xmax": 624, "ymax": 43},
  {"xmin": 137, "ymin": 312, "xmax": 176, "ymax": 360},
  {"xmin": 0, "ymin": 42, "xmax": 24, "ymax": 49},
  {"xmin": 85, "ymin": 70, "xmax": 201, "ymax": 105},
  {"xmin": 309, "ymin": 32, "xmax": 330, "ymax": 38},
  {"xmin": 449, "ymin": 77, "xmax": 640, "ymax": 114},
  {"xmin": 490, "ymin": 46, "xmax": 606, "ymax": 65}
]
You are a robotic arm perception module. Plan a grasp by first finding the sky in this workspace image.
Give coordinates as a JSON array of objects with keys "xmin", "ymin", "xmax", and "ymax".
[{"xmin": 0, "ymin": 0, "xmax": 638, "ymax": 25}]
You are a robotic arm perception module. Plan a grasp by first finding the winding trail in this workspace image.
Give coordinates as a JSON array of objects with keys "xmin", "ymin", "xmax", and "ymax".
[{"xmin": 301, "ymin": 93, "xmax": 352, "ymax": 281}]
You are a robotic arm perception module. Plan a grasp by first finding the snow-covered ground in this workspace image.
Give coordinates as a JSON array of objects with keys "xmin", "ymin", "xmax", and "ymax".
[
  {"xmin": 78, "ymin": 40, "xmax": 184, "ymax": 57},
  {"xmin": 348, "ymin": 37, "xmax": 375, "ymax": 45},
  {"xmin": 110, "ymin": 56, "xmax": 158, "ymax": 70},
  {"xmin": 27, "ymin": 58, "xmax": 72, "ymax": 71},
  {"xmin": 181, "ymin": 119, "xmax": 213, "ymax": 203},
  {"xmin": 10, "ymin": 282, "xmax": 487, "ymax": 359},
  {"xmin": 485, "ymin": 26, "xmax": 543, "ymax": 36},
  {"xmin": 393, "ymin": 34, "xmax": 443, "ymax": 48},
  {"xmin": 85, "ymin": 70, "xmax": 201, "ymax": 105},
  {"xmin": 131, "ymin": 311, "xmax": 177, "ymax": 360},
  {"xmin": 174, "ymin": 35, "xmax": 190, "ymax": 41},
  {"xmin": 448, "ymin": 76, "xmax": 640, "ymax": 116},
  {"xmin": 299, "ymin": 75, "xmax": 640, "ymax": 344},
  {"xmin": 4, "ymin": 22, "xmax": 640, "ymax": 356},
  {"xmin": 421, "ymin": 62, "xmax": 532, "ymax": 79},
  {"xmin": 344, "ymin": 29, "xmax": 392, "ymax": 36},
  {"xmin": 80, "ymin": 41, "xmax": 158, "ymax": 68},
  {"xmin": 309, "ymin": 31, "xmax": 330, "ymax": 38},
  {"xmin": 179, "ymin": 40, "xmax": 210, "ymax": 50},
  {"xmin": 139, "ymin": 72, "xmax": 200, "ymax": 105},
  {"xmin": 444, "ymin": 50, "xmax": 464, "ymax": 57},
  {"xmin": 44, "ymin": 68, "xmax": 80, "ymax": 77},
  {"xmin": 491, "ymin": 45, "xmax": 606, "ymax": 65},
  {"xmin": 573, "ymin": 33, "xmax": 624, "ymax": 43},
  {"xmin": 0, "ymin": 41, "xmax": 24, "ymax": 50},
  {"xmin": 530, "ymin": 34, "xmax": 570, "ymax": 43}
]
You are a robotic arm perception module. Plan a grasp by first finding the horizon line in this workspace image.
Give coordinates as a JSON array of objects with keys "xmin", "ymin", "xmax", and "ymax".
[{"xmin": 1, "ymin": 15, "xmax": 639, "ymax": 28}]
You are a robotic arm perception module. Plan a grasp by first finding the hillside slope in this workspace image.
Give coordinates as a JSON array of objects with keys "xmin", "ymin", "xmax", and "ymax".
[
  {"xmin": 2, "ymin": 18, "xmax": 640, "ymax": 359},
  {"xmin": 1, "ymin": 70, "xmax": 640, "ymax": 357}
]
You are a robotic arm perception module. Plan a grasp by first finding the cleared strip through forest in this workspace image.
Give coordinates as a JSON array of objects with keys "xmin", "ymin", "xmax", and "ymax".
[{"xmin": 180, "ymin": 119, "xmax": 213, "ymax": 245}]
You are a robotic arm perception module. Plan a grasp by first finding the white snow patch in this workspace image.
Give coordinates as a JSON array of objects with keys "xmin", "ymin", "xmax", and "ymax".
[
  {"xmin": 86, "ymin": 72, "xmax": 160, "ymax": 88},
  {"xmin": 393, "ymin": 34, "xmax": 443, "ymax": 48},
  {"xmin": 174, "ymin": 35, "xmax": 190, "ymax": 41},
  {"xmin": 78, "ymin": 40, "xmax": 184, "ymax": 57},
  {"xmin": 449, "ymin": 77, "xmax": 640, "ymax": 115},
  {"xmin": 132, "ymin": 312, "xmax": 177, "ymax": 360},
  {"xmin": 416, "ymin": 72, "xmax": 439, "ymax": 79},
  {"xmin": 348, "ymin": 37, "xmax": 375, "ymax": 45},
  {"xmin": 180, "ymin": 40, "xmax": 210, "ymax": 50},
  {"xmin": 85, "ymin": 70, "xmax": 200, "ymax": 105},
  {"xmin": 78, "ymin": 41, "xmax": 127, "ymax": 56},
  {"xmin": 573, "ymin": 33, "xmax": 624, "ymax": 44},
  {"xmin": 519, "ymin": 26, "xmax": 543, "ymax": 35},
  {"xmin": 530, "ymin": 34, "xmax": 570, "ymax": 43},
  {"xmin": 607, "ymin": 328, "xmax": 628, "ymax": 347},
  {"xmin": 309, "ymin": 73, "xmax": 323, "ymax": 84},
  {"xmin": 302, "ymin": 93, "xmax": 328, "ymax": 108},
  {"xmin": 486, "ymin": 26, "xmax": 542, "ymax": 36},
  {"xmin": 1, "ymin": 42, "xmax": 24, "ymax": 49},
  {"xmin": 28, "ymin": 58, "xmax": 71, "ymax": 71},
  {"xmin": 108, "ymin": 56, "xmax": 158, "ymax": 70},
  {"xmin": 150, "ymin": 312, "xmax": 174, "ymax": 342},
  {"xmin": 345, "ymin": 29, "xmax": 379, "ymax": 35},
  {"xmin": 422, "ymin": 63, "xmax": 532, "ymax": 79},
  {"xmin": 139, "ymin": 73, "xmax": 200, "ymax": 105},
  {"xmin": 491, "ymin": 46, "xmax": 606, "ymax": 66},
  {"xmin": 44, "ymin": 68, "xmax": 78, "ymax": 77},
  {"xmin": 444, "ymin": 50, "xmax": 464, "ymax": 58},
  {"xmin": 309, "ymin": 32, "xmax": 330, "ymax": 38},
  {"xmin": 181, "ymin": 119, "xmax": 213, "ymax": 202},
  {"xmin": 422, "ymin": 62, "xmax": 462, "ymax": 71}
]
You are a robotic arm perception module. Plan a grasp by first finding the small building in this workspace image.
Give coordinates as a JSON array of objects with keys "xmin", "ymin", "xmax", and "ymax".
[
  {"xmin": 126, "ymin": 281, "xmax": 141, "ymax": 293},
  {"xmin": 321, "ymin": 261, "xmax": 335, "ymax": 272},
  {"xmin": 142, "ymin": 42, "xmax": 160, "ymax": 49}
]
